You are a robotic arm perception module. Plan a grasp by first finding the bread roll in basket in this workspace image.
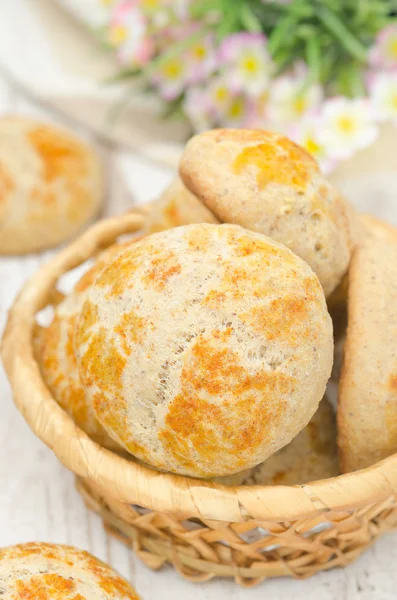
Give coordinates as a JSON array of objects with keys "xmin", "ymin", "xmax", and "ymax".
[{"xmin": 3, "ymin": 208, "xmax": 397, "ymax": 587}]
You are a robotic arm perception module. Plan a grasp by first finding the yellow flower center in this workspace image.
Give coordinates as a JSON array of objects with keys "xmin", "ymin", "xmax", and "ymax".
[
  {"xmin": 214, "ymin": 86, "xmax": 228, "ymax": 103},
  {"xmin": 242, "ymin": 55, "xmax": 259, "ymax": 75},
  {"xmin": 163, "ymin": 60, "xmax": 183, "ymax": 80},
  {"xmin": 228, "ymin": 98, "xmax": 244, "ymax": 119},
  {"xmin": 305, "ymin": 137, "xmax": 321, "ymax": 156},
  {"xmin": 337, "ymin": 116, "xmax": 356, "ymax": 134},
  {"xmin": 108, "ymin": 25, "xmax": 127, "ymax": 46},
  {"xmin": 392, "ymin": 92, "xmax": 397, "ymax": 110},
  {"xmin": 387, "ymin": 37, "xmax": 397, "ymax": 59},
  {"xmin": 193, "ymin": 44, "xmax": 207, "ymax": 61},
  {"xmin": 293, "ymin": 96, "xmax": 307, "ymax": 115}
]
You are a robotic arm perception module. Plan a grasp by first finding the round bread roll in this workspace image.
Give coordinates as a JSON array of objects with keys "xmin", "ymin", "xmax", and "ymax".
[
  {"xmin": 34, "ymin": 241, "xmax": 137, "ymax": 449},
  {"xmin": 245, "ymin": 396, "xmax": 338, "ymax": 486},
  {"xmin": 0, "ymin": 542, "xmax": 139, "ymax": 599},
  {"xmin": 0, "ymin": 116, "xmax": 103, "ymax": 254},
  {"xmin": 179, "ymin": 129, "xmax": 354, "ymax": 297},
  {"xmin": 75, "ymin": 223, "xmax": 333, "ymax": 478},
  {"xmin": 143, "ymin": 177, "xmax": 219, "ymax": 233},
  {"xmin": 361, "ymin": 213, "xmax": 397, "ymax": 242},
  {"xmin": 338, "ymin": 231, "xmax": 397, "ymax": 473}
]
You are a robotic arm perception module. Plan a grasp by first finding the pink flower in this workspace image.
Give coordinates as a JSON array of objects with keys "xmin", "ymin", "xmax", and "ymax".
[
  {"xmin": 219, "ymin": 32, "xmax": 273, "ymax": 95},
  {"xmin": 370, "ymin": 72, "xmax": 397, "ymax": 123},
  {"xmin": 186, "ymin": 34, "xmax": 218, "ymax": 84},
  {"xmin": 152, "ymin": 55, "xmax": 188, "ymax": 100},
  {"xmin": 109, "ymin": 0, "xmax": 154, "ymax": 66},
  {"xmin": 183, "ymin": 87, "xmax": 214, "ymax": 132},
  {"xmin": 369, "ymin": 24, "xmax": 397, "ymax": 71}
]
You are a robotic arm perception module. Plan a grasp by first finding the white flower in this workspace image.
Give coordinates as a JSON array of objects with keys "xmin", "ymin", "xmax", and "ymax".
[
  {"xmin": 290, "ymin": 116, "xmax": 335, "ymax": 174},
  {"xmin": 370, "ymin": 73, "xmax": 397, "ymax": 123},
  {"xmin": 319, "ymin": 97, "xmax": 378, "ymax": 161},
  {"xmin": 219, "ymin": 96, "xmax": 254, "ymax": 128},
  {"xmin": 108, "ymin": 1, "xmax": 153, "ymax": 65},
  {"xmin": 187, "ymin": 35, "xmax": 218, "ymax": 83},
  {"xmin": 152, "ymin": 55, "xmax": 188, "ymax": 100},
  {"xmin": 220, "ymin": 32, "xmax": 273, "ymax": 96},
  {"xmin": 369, "ymin": 24, "xmax": 397, "ymax": 71},
  {"xmin": 267, "ymin": 74, "xmax": 323, "ymax": 126},
  {"xmin": 206, "ymin": 75, "xmax": 235, "ymax": 117}
]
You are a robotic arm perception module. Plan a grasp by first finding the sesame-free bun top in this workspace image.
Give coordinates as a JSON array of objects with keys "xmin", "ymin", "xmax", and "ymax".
[
  {"xmin": 0, "ymin": 116, "xmax": 103, "ymax": 254},
  {"xmin": 0, "ymin": 542, "xmax": 139, "ymax": 600},
  {"xmin": 180, "ymin": 128, "xmax": 353, "ymax": 297},
  {"xmin": 144, "ymin": 176, "xmax": 219, "ymax": 233},
  {"xmin": 75, "ymin": 223, "xmax": 333, "ymax": 478}
]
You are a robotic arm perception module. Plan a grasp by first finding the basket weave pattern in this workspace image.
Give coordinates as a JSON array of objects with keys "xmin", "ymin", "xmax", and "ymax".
[{"xmin": 3, "ymin": 210, "xmax": 397, "ymax": 586}]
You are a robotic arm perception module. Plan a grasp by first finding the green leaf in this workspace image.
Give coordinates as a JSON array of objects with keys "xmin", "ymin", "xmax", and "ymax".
[
  {"xmin": 317, "ymin": 6, "xmax": 368, "ymax": 62},
  {"xmin": 239, "ymin": 4, "xmax": 263, "ymax": 33}
]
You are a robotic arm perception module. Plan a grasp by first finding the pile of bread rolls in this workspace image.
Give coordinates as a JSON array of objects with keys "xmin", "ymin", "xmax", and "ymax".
[
  {"xmin": 34, "ymin": 128, "xmax": 397, "ymax": 485},
  {"xmin": 0, "ymin": 542, "xmax": 139, "ymax": 599}
]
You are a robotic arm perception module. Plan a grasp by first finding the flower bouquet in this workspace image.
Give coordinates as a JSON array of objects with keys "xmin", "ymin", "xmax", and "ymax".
[{"xmin": 99, "ymin": 0, "xmax": 397, "ymax": 174}]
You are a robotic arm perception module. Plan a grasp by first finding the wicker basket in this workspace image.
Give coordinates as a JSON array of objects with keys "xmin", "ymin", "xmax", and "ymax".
[{"xmin": 3, "ymin": 210, "xmax": 397, "ymax": 587}]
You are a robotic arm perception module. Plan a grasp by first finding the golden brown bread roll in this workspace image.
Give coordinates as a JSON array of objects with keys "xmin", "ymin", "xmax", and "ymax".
[
  {"xmin": 143, "ymin": 176, "xmax": 219, "ymax": 232},
  {"xmin": 245, "ymin": 396, "xmax": 338, "ymax": 485},
  {"xmin": 34, "ymin": 241, "xmax": 140, "ymax": 449},
  {"xmin": 0, "ymin": 542, "xmax": 139, "ymax": 599},
  {"xmin": 180, "ymin": 129, "xmax": 355, "ymax": 296},
  {"xmin": 338, "ymin": 232, "xmax": 397, "ymax": 472},
  {"xmin": 76, "ymin": 223, "xmax": 333, "ymax": 478},
  {"xmin": 0, "ymin": 116, "xmax": 103, "ymax": 254}
]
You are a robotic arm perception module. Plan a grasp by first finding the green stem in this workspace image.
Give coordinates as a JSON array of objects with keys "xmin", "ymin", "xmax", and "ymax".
[{"xmin": 317, "ymin": 6, "xmax": 367, "ymax": 62}]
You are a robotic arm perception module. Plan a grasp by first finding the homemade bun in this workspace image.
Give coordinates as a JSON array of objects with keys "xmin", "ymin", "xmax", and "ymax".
[
  {"xmin": 338, "ymin": 233, "xmax": 397, "ymax": 472},
  {"xmin": 144, "ymin": 177, "xmax": 218, "ymax": 233},
  {"xmin": 0, "ymin": 116, "xmax": 102, "ymax": 254},
  {"xmin": 76, "ymin": 223, "xmax": 333, "ymax": 478},
  {"xmin": 245, "ymin": 396, "xmax": 338, "ymax": 485},
  {"xmin": 361, "ymin": 213, "xmax": 397, "ymax": 242},
  {"xmin": 35, "ymin": 241, "xmax": 136, "ymax": 449},
  {"xmin": 180, "ymin": 128, "xmax": 354, "ymax": 296},
  {"xmin": 0, "ymin": 542, "xmax": 139, "ymax": 599}
]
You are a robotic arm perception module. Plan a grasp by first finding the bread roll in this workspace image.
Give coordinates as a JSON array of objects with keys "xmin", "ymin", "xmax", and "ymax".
[
  {"xmin": 143, "ymin": 176, "xmax": 218, "ymax": 233},
  {"xmin": 180, "ymin": 128, "xmax": 355, "ymax": 296},
  {"xmin": 361, "ymin": 213, "xmax": 397, "ymax": 242},
  {"xmin": 338, "ymin": 233, "xmax": 397, "ymax": 472},
  {"xmin": 0, "ymin": 542, "xmax": 139, "ymax": 599},
  {"xmin": 35, "ymin": 241, "xmax": 137, "ymax": 449},
  {"xmin": 245, "ymin": 396, "xmax": 338, "ymax": 485},
  {"xmin": 0, "ymin": 116, "xmax": 102, "ymax": 254},
  {"xmin": 76, "ymin": 223, "xmax": 333, "ymax": 478}
]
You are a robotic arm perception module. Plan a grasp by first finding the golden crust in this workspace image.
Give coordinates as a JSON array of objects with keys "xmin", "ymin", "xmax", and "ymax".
[
  {"xmin": 179, "ymin": 128, "xmax": 354, "ymax": 297},
  {"xmin": 76, "ymin": 223, "xmax": 333, "ymax": 478},
  {"xmin": 144, "ymin": 177, "xmax": 219, "ymax": 233},
  {"xmin": 338, "ymin": 232, "xmax": 397, "ymax": 472},
  {"xmin": 34, "ymin": 241, "xmax": 137, "ymax": 449},
  {"xmin": 0, "ymin": 542, "xmax": 139, "ymax": 600},
  {"xmin": 245, "ymin": 397, "xmax": 338, "ymax": 485},
  {"xmin": 0, "ymin": 116, "xmax": 103, "ymax": 254}
]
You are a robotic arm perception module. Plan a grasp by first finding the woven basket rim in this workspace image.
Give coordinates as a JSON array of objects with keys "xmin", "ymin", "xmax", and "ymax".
[{"xmin": 3, "ymin": 210, "xmax": 397, "ymax": 523}]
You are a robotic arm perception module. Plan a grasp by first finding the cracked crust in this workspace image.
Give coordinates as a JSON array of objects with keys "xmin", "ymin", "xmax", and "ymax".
[
  {"xmin": 180, "ymin": 129, "xmax": 356, "ymax": 297},
  {"xmin": 76, "ymin": 223, "xmax": 333, "ymax": 478}
]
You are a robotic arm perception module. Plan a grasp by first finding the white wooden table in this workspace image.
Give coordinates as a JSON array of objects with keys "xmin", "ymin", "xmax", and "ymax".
[{"xmin": 1, "ymin": 71, "xmax": 397, "ymax": 600}]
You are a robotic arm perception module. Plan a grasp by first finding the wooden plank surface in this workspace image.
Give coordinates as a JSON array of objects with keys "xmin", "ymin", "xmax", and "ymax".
[{"xmin": 1, "ymin": 72, "xmax": 397, "ymax": 600}]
